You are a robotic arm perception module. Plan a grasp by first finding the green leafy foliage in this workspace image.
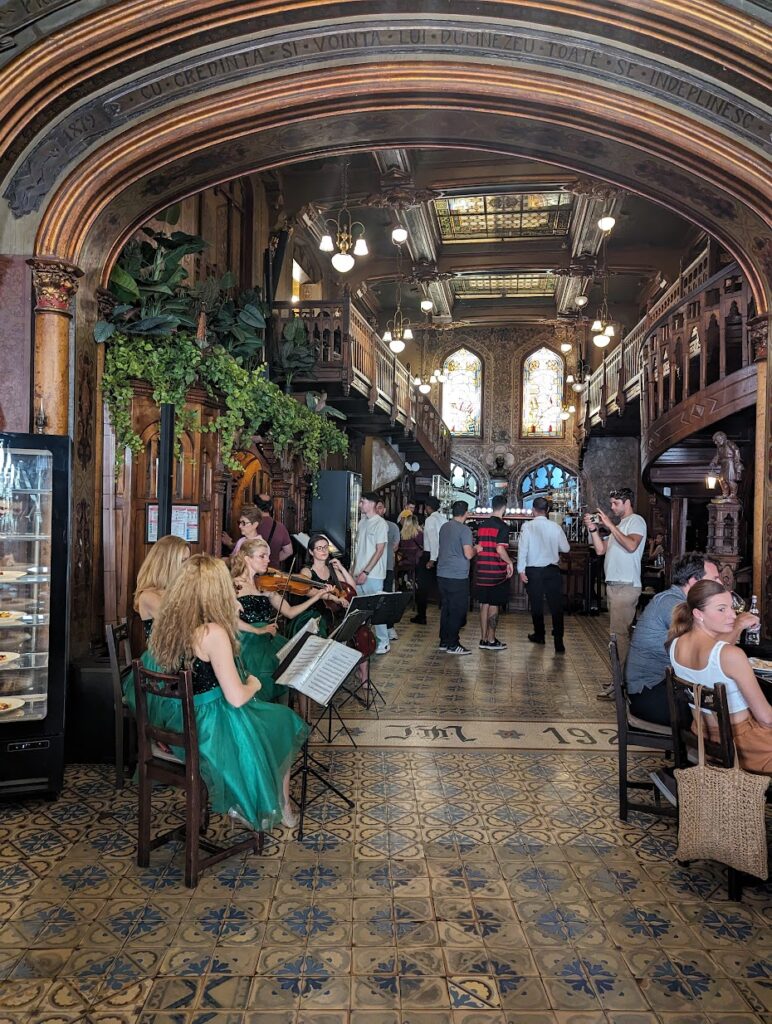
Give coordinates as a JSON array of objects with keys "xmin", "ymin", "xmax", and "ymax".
[{"xmin": 275, "ymin": 316, "xmax": 317, "ymax": 387}]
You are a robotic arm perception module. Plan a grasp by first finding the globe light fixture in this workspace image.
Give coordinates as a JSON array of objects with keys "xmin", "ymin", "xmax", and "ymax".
[
  {"xmin": 572, "ymin": 380, "xmax": 586, "ymax": 393},
  {"xmin": 560, "ymin": 341, "xmax": 572, "ymax": 353},
  {"xmin": 575, "ymin": 294, "xmax": 589, "ymax": 307},
  {"xmin": 559, "ymin": 408, "xmax": 571, "ymax": 420},
  {"xmin": 418, "ymin": 381, "xmax": 432, "ymax": 394},
  {"xmin": 330, "ymin": 251, "xmax": 355, "ymax": 273},
  {"xmin": 593, "ymin": 332, "xmax": 611, "ymax": 348},
  {"xmin": 420, "ymin": 298, "xmax": 433, "ymax": 313},
  {"xmin": 597, "ymin": 215, "xmax": 616, "ymax": 232},
  {"xmin": 391, "ymin": 225, "xmax": 408, "ymax": 244}
]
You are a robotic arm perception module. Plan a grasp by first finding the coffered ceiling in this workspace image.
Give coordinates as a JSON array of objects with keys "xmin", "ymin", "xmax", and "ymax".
[{"xmin": 283, "ymin": 147, "xmax": 703, "ymax": 338}]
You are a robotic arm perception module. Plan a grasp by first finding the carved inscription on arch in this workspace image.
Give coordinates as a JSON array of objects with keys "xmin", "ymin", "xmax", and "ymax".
[{"xmin": 4, "ymin": 18, "xmax": 771, "ymax": 216}]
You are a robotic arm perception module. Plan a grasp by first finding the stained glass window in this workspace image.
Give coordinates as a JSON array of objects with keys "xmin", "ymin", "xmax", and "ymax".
[
  {"xmin": 522, "ymin": 347, "xmax": 564, "ymax": 438},
  {"xmin": 520, "ymin": 462, "xmax": 580, "ymax": 511},
  {"xmin": 450, "ymin": 462, "xmax": 479, "ymax": 505},
  {"xmin": 442, "ymin": 348, "xmax": 482, "ymax": 436}
]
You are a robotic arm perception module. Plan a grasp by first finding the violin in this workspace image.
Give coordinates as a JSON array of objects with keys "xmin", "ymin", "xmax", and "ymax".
[{"xmin": 255, "ymin": 568, "xmax": 346, "ymax": 600}]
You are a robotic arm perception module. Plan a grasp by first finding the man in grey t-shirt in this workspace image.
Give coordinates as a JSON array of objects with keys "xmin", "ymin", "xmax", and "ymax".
[{"xmin": 436, "ymin": 501, "xmax": 477, "ymax": 655}]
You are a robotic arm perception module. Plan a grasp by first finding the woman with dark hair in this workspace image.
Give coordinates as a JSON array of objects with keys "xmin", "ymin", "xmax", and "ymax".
[{"xmin": 668, "ymin": 578, "xmax": 772, "ymax": 773}]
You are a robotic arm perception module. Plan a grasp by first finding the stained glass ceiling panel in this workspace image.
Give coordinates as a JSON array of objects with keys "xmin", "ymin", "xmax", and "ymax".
[
  {"xmin": 434, "ymin": 192, "xmax": 573, "ymax": 241},
  {"xmin": 452, "ymin": 272, "xmax": 556, "ymax": 298}
]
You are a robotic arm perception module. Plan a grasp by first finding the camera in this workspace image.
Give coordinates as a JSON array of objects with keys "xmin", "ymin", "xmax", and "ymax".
[{"xmin": 587, "ymin": 514, "xmax": 601, "ymax": 524}]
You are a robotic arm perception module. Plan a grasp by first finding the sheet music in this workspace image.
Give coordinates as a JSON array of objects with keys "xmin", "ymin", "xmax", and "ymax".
[
  {"xmin": 279, "ymin": 637, "xmax": 361, "ymax": 705},
  {"xmin": 275, "ymin": 616, "xmax": 319, "ymax": 665}
]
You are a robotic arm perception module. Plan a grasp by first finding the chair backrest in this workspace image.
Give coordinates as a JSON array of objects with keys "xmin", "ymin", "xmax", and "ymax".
[
  {"xmin": 106, "ymin": 620, "xmax": 132, "ymax": 707},
  {"xmin": 609, "ymin": 634, "xmax": 629, "ymax": 735},
  {"xmin": 132, "ymin": 659, "xmax": 199, "ymax": 780},
  {"xmin": 665, "ymin": 668, "xmax": 735, "ymax": 769}
]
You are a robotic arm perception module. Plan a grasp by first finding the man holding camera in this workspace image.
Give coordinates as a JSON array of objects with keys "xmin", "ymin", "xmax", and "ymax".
[{"xmin": 583, "ymin": 487, "xmax": 646, "ymax": 667}]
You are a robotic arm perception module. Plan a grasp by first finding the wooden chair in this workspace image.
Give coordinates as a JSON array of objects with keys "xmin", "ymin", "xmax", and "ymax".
[
  {"xmin": 610, "ymin": 635, "xmax": 675, "ymax": 821},
  {"xmin": 106, "ymin": 620, "xmax": 136, "ymax": 789},
  {"xmin": 665, "ymin": 669, "xmax": 744, "ymax": 900},
  {"xmin": 132, "ymin": 659, "xmax": 262, "ymax": 888}
]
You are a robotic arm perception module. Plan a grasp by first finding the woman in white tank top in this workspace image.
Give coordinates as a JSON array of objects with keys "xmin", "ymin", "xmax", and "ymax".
[{"xmin": 667, "ymin": 580, "xmax": 772, "ymax": 774}]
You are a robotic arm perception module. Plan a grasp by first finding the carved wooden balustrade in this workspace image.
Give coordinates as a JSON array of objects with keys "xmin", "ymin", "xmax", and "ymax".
[
  {"xmin": 585, "ymin": 245, "xmax": 713, "ymax": 424},
  {"xmin": 583, "ymin": 247, "xmax": 758, "ymax": 472},
  {"xmin": 272, "ymin": 299, "xmax": 451, "ymax": 476}
]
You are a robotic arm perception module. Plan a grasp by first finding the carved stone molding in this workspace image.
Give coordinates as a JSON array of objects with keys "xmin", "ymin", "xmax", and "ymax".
[
  {"xmin": 363, "ymin": 167, "xmax": 439, "ymax": 211},
  {"xmin": 27, "ymin": 257, "xmax": 82, "ymax": 313},
  {"xmin": 748, "ymin": 313, "xmax": 769, "ymax": 362},
  {"xmin": 567, "ymin": 178, "xmax": 623, "ymax": 203},
  {"xmin": 406, "ymin": 259, "xmax": 455, "ymax": 286}
]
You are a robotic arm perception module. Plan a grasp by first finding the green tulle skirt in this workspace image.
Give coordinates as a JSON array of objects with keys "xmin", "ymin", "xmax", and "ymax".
[
  {"xmin": 126, "ymin": 653, "xmax": 309, "ymax": 832},
  {"xmin": 238, "ymin": 628, "xmax": 288, "ymax": 702}
]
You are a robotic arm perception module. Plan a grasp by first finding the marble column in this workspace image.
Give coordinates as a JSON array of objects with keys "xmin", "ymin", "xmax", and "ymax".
[{"xmin": 27, "ymin": 257, "xmax": 83, "ymax": 435}]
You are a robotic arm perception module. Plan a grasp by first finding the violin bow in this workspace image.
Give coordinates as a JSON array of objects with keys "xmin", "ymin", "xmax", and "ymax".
[{"xmin": 272, "ymin": 556, "xmax": 296, "ymax": 625}]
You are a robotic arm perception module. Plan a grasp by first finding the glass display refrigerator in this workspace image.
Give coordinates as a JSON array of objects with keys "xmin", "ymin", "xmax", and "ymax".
[
  {"xmin": 0, "ymin": 434, "xmax": 70, "ymax": 797},
  {"xmin": 310, "ymin": 470, "xmax": 362, "ymax": 567}
]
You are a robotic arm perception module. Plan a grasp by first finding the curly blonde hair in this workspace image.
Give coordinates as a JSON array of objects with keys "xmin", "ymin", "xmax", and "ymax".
[
  {"xmin": 133, "ymin": 535, "xmax": 190, "ymax": 611},
  {"xmin": 230, "ymin": 537, "xmax": 270, "ymax": 581},
  {"xmin": 149, "ymin": 554, "xmax": 240, "ymax": 670}
]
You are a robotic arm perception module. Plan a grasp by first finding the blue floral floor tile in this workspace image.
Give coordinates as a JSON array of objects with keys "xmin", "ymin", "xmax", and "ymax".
[{"xmin": 3, "ymin": 617, "xmax": 772, "ymax": 1022}]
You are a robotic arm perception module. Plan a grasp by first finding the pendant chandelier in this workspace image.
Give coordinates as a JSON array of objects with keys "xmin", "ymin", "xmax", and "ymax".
[
  {"xmin": 383, "ymin": 241, "xmax": 413, "ymax": 353},
  {"xmin": 319, "ymin": 159, "xmax": 368, "ymax": 273},
  {"xmin": 591, "ymin": 231, "xmax": 615, "ymax": 348}
]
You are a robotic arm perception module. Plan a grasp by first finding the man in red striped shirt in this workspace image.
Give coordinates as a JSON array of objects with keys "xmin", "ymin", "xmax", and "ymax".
[{"xmin": 475, "ymin": 495, "xmax": 514, "ymax": 650}]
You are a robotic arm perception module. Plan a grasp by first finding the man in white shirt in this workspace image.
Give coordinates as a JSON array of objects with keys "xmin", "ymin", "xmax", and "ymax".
[
  {"xmin": 353, "ymin": 491, "xmax": 390, "ymax": 654},
  {"xmin": 518, "ymin": 497, "xmax": 571, "ymax": 653},
  {"xmin": 583, "ymin": 487, "xmax": 647, "ymax": 666},
  {"xmin": 411, "ymin": 495, "xmax": 446, "ymax": 625}
]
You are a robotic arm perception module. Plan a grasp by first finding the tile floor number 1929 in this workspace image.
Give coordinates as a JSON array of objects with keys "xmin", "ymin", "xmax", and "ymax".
[{"xmin": 318, "ymin": 719, "xmax": 621, "ymax": 750}]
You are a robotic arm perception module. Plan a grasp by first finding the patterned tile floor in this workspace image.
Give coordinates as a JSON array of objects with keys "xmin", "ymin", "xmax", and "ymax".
[{"xmin": 2, "ymin": 612, "xmax": 772, "ymax": 1024}]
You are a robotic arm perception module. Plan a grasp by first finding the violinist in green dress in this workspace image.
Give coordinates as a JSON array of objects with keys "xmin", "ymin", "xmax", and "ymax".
[{"xmin": 230, "ymin": 538, "xmax": 335, "ymax": 700}]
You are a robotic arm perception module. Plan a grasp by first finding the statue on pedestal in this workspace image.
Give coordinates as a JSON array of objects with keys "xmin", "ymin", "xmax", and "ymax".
[{"xmin": 708, "ymin": 431, "xmax": 743, "ymax": 502}]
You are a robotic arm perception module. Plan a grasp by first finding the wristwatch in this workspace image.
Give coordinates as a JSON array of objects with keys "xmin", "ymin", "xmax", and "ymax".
[{"xmin": 363, "ymin": 569, "xmax": 370, "ymax": 575}]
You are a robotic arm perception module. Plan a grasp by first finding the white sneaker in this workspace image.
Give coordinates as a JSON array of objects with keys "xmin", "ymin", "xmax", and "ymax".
[
  {"xmin": 375, "ymin": 643, "xmax": 390, "ymax": 655},
  {"xmin": 388, "ymin": 628, "xmax": 398, "ymax": 641}
]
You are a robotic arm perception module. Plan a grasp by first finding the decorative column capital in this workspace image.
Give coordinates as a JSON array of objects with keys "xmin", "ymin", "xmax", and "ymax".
[
  {"xmin": 27, "ymin": 257, "xmax": 83, "ymax": 314},
  {"xmin": 748, "ymin": 313, "xmax": 769, "ymax": 362}
]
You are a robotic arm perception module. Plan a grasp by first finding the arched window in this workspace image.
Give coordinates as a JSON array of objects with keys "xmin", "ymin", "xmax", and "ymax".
[
  {"xmin": 450, "ymin": 462, "xmax": 479, "ymax": 503},
  {"xmin": 442, "ymin": 347, "xmax": 482, "ymax": 436},
  {"xmin": 519, "ymin": 462, "xmax": 580, "ymax": 511},
  {"xmin": 522, "ymin": 346, "xmax": 564, "ymax": 437}
]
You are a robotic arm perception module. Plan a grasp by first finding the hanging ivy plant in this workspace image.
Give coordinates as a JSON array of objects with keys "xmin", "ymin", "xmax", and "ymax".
[{"xmin": 97, "ymin": 225, "xmax": 347, "ymax": 474}]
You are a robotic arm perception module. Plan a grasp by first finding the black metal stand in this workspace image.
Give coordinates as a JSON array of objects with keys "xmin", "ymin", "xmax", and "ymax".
[
  {"xmin": 289, "ymin": 656, "xmax": 363, "ymax": 840},
  {"xmin": 292, "ymin": 738, "xmax": 354, "ymax": 841},
  {"xmin": 339, "ymin": 654, "xmax": 386, "ymax": 713}
]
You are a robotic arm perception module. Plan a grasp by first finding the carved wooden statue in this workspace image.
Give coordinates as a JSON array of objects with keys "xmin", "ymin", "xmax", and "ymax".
[{"xmin": 708, "ymin": 431, "xmax": 743, "ymax": 501}]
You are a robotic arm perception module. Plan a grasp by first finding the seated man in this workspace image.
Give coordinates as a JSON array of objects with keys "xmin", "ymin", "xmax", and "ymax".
[{"xmin": 625, "ymin": 551, "xmax": 755, "ymax": 726}]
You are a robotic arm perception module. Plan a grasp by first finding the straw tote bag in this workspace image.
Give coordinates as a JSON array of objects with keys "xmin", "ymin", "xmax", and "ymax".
[{"xmin": 674, "ymin": 686, "xmax": 770, "ymax": 880}]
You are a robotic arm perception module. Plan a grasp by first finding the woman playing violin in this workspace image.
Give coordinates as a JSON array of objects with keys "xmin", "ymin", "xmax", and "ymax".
[
  {"xmin": 230, "ymin": 538, "xmax": 334, "ymax": 700},
  {"xmin": 301, "ymin": 535, "xmax": 355, "ymax": 604}
]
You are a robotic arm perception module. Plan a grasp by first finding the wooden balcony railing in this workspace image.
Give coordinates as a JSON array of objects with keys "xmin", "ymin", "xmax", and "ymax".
[
  {"xmin": 583, "ymin": 245, "xmax": 733, "ymax": 427},
  {"xmin": 272, "ymin": 298, "xmax": 451, "ymax": 476},
  {"xmin": 580, "ymin": 245, "xmax": 758, "ymax": 472}
]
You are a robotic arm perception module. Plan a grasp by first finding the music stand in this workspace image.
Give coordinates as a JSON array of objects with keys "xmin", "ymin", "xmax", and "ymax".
[
  {"xmin": 275, "ymin": 631, "xmax": 361, "ymax": 839},
  {"xmin": 339, "ymin": 591, "xmax": 413, "ymax": 712}
]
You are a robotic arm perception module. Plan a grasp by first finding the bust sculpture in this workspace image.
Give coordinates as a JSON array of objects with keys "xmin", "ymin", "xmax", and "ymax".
[{"xmin": 708, "ymin": 431, "xmax": 743, "ymax": 502}]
